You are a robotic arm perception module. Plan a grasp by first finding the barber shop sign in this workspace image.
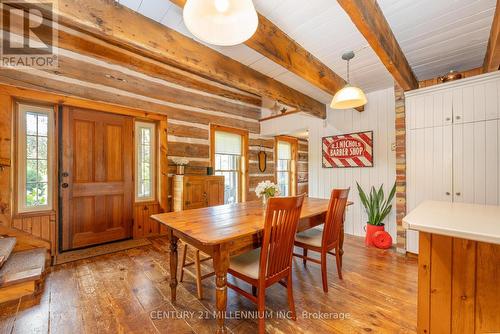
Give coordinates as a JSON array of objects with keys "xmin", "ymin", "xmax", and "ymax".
[{"xmin": 322, "ymin": 131, "xmax": 373, "ymax": 168}]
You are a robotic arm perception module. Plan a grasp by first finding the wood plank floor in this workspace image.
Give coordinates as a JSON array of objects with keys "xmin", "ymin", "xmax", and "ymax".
[{"xmin": 0, "ymin": 235, "xmax": 417, "ymax": 333}]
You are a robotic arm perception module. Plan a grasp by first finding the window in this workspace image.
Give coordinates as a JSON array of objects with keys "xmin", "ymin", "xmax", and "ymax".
[
  {"xmin": 275, "ymin": 136, "xmax": 298, "ymax": 196},
  {"xmin": 211, "ymin": 125, "xmax": 248, "ymax": 204},
  {"xmin": 135, "ymin": 121, "xmax": 156, "ymax": 202},
  {"xmin": 277, "ymin": 141, "xmax": 292, "ymax": 196},
  {"xmin": 17, "ymin": 103, "xmax": 54, "ymax": 213}
]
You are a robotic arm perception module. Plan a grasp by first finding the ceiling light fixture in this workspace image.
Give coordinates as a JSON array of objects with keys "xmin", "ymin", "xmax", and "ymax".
[
  {"xmin": 331, "ymin": 51, "xmax": 367, "ymax": 110},
  {"xmin": 183, "ymin": 0, "xmax": 259, "ymax": 46}
]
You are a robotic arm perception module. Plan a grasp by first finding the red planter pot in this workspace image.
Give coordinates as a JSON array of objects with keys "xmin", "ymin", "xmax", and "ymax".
[{"xmin": 365, "ymin": 224, "xmax": 385, "ymax": 246}]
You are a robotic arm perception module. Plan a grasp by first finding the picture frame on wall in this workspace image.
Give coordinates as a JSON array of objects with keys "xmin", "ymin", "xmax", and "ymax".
[{"xmin": 322, "ymin": 131, "xmax": 373, "ymax": 168}]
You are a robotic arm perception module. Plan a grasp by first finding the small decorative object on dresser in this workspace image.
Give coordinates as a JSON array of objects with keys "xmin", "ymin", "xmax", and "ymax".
[
  {"xmin": 255, "ymin": 180, "xmax": 280, "ymax": 205},
  {"xmin": 172, "ymin": 157, "xmax": 189, "ymax": 175},
  {"xmin": 356, "ymin": 182, "xmax": 396, "ymax": 247}
]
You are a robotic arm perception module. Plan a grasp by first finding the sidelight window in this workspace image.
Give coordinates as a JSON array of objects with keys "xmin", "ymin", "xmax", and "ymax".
[
  {"xmin": 17, "ymin": 103, "xmax": 54, "ymax": 213},
  {"xmin": 277, "ymin": 141, "xmax": 292, "ymax": 196},
  {"xmin": 135, "ymin": 121, "xmax": 156, "ymax": 202}
]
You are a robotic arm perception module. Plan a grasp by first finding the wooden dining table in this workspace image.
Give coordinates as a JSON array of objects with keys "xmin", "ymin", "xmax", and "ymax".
[{"xmin": 151, "ymin": 197, "xmax": 352, "ymax": 333}]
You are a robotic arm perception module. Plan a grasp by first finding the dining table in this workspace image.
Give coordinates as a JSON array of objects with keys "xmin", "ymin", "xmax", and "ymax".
[{"xmin": 151, "ymin": 197, "xmax": 353, "ymax": 333}]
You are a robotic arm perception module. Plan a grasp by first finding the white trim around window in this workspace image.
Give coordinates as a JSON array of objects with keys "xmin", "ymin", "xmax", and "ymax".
[
  {"xmin": 135, "ymin": 121, "xmax": 156, "ymax": 202},
  {"xmin": 17, "ymin": 103, "xmax": 55, "ymax": 213}
]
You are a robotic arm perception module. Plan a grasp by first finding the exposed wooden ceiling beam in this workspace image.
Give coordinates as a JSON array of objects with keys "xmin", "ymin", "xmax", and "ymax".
[
  {"xmin": 483, "ymin": 0, "xmax": 500, "ymax": 72},
  {"xmin": 170, "ymin": 1, "xmax": 347, "ymax": 93},
  {"xmin": 337, "ymin": 0, "xmax": 418, "ymax": 91},
  {"xmin": 170, "ymin": 0, "xmax": 364, "ymax": 112},
  {"xmin": 12, "ymin": 0, "xmax": 326, "ymax": 118}
]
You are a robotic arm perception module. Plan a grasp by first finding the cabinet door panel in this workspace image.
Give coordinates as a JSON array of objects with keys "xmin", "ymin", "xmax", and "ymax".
[
  {"xmin": 453, "ymin": 121, "xmax": 499, "ymax": 205},
  {"xmin": 184, "ymin": 178, "xmax": 206, "ymax": 210},
  {"xmin": 485, "ymin": 81, "xmax": 499, "ymax": 120},
  {"xmin": 461, "ymin": 86, "xmax": 474, "ymax": 124},
  {"xmin": 452, "ymin": 87, "xmax": 464, "ymax": 124},
  {"xmin": 205, "ymin": 178, "xmax": 224, "ymax": 207},
  {"xmin": 406, "ymin": 126, "xmax": 453, "ymax": 253},
  {"xmin": 485, "ymin": 120, "xmax": 499, "ymax": 205},
  {"xmin": 473, "ymin": 84, "xmax": 486, "ymax": 122}
]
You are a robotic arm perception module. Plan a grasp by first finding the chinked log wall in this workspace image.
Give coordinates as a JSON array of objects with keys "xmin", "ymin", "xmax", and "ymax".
[{"xmin": 0, "ymin": 23, "xmax": 281, "ymax": 247}]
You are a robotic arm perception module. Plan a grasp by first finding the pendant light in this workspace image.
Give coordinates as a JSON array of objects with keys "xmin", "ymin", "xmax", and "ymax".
[
  {"xmin": 183, "ymin": 0, "xmax": 259, "ymax": 46},
  {"xmin": 331, "ymin": 51, "xmax": 367, "ymax": 110}
]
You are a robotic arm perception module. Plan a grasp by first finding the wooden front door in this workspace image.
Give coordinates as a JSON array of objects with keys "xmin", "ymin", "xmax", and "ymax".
[{"xmin": 61, "ymin": 106, "xmax": 134, "ymax": 251}]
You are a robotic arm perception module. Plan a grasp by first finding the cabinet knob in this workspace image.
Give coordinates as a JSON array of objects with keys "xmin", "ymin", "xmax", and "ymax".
[
  {"xmin": 445, "ymin": 192, "xmax": 450, "ymax": 196},
  {"xmin": 455, "ymin": 192, "xmax": 461, "ymax": 196},
  {"xmin": 456, "ymin": 116, "xmax": 461, "ymax": 120},
  {"xmin": 445, "ymin": 117, "xmax": 451, "ymax": 121}
]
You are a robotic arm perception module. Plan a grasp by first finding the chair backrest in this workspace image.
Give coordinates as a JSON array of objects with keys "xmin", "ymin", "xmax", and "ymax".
[
  {"xmin": 322, "ymin": 188, "xmax": 350, "ymax": 249},
  {"xmin": 259, "ymin": 195, "xmax": 305, "ymax": 281}
]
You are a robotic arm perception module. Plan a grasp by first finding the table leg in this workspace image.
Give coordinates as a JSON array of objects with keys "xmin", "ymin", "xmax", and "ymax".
[
  {"xmin": 212, "ymin": 243, "xmax": 230, "ymax": 334},
  {"xmin": 169, "ymin": 230, "xmax": 179, "ymax": 302}
]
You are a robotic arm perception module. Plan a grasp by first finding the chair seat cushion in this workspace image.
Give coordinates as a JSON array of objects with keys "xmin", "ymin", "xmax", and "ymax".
[
  {"xmin": 229, "ymin": 248, "xmax": 261, "ymax": 279},
  {"xmin": 295, "ymin": 227, "xmax": 323, "ymax": 247}
]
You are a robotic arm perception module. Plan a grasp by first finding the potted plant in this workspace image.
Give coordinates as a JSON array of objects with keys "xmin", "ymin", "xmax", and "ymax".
[
  {"xmin": 356, "ymin": 182, "xmax": 396, "ymax": 246},
  {"xmin": 255, "ymin": 181, "xmax": 280, "ymax": 205}
]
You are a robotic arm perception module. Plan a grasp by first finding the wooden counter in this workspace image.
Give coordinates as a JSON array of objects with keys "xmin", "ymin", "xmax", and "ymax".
[{"xmin": 403, "ymin": 201, "xmax": 500, "ymax": 334}]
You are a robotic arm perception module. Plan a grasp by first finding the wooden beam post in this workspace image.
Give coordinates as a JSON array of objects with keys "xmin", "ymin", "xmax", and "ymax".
[
  {"xmin": 10, "ymin": 0, "xmax": 326, "ymax": 118},
  {"xmin": 337, "ymin": 0, "xmax": 418, "ymax": 91},
  {"xmin": 483, "ymin": 0, "xmax": 500, "ymax": 72}
]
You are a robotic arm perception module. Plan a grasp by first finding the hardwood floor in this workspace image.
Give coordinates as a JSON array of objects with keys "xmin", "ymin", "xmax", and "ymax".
[{"xmin": 0, "ymin": 235, "xmax": 417, "ymax": 333}]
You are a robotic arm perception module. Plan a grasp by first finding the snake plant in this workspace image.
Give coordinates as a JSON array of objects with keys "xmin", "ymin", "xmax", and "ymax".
[{"xmin": 356, "ymin": 182, "xmax": 396, "ymax": 226}]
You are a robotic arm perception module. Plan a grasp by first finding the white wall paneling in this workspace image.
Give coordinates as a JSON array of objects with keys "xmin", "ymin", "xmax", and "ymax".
[
  {"xmin": 405, "ymin": 71, "xmax": 500, "ymax": 253},
  {"xmin": 261, "ymin": 88, "xmax": 397, "ymax": 242}
]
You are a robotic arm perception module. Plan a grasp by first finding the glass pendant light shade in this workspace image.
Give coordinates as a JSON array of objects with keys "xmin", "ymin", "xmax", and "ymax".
[
  {"xmin": 330, "ymin": 51, "xmax": 367, "ymax": 110},
  {"xmin": 183, "ymin": 0, "xmax": 259, "ymax": 46},
  {"xmin": 330, "ymin": 85, "xmax": 368, "ymax": 109}
]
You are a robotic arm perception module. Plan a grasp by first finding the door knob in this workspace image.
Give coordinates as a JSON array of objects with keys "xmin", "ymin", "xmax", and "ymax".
[{"xmin": 61, "ymin": 183, "xmax": 69, "ymax": 188}]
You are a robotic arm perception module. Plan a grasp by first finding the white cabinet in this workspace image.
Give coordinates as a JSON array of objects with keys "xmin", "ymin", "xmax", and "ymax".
[{"xmin": 405, "ymin": 72, "xmax": 500, "ymax": 253}]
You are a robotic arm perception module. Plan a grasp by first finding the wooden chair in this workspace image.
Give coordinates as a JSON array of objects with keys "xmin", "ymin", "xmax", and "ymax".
[
  {"xmin": 227, "ymin": 195, "xmax": 305, "ymax": 334},
  {"xmin": 293, "ymin": 188, "xmax": 350, "ymax": 293},
  {"xmin": 179, "ymin": 244, "xmax": 214, "ymax": 299}
]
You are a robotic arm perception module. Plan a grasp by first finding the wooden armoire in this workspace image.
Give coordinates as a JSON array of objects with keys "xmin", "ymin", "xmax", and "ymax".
[{"xmin": 172, "ymin": 175, "xmax": 225, "ymax": 212}]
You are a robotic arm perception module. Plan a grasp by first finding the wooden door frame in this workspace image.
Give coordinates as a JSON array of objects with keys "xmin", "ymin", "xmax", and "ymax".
[
  {"xmin": 3, "ymin": 83, "xmax": 168, "ymax": 255},
  {"xmin": 275, "ymin": 135, "xmax": 298, "ymax": 196},
  {"xmin": 209, "ymin": 124, "xmax": 249, "ymax": 203}
]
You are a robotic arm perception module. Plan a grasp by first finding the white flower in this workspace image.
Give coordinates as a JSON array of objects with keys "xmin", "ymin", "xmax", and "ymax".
[
  {"xmin": 255, "ymin": 180, "xmax": 280, "ymax": 198},
  {"xmin": 172, "ymin": 157, "xmax": 189, "ymax": 166}
]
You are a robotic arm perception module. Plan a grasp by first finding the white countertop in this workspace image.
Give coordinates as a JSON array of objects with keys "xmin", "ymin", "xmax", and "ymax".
[{"xmin": 403, "ymin": 201, "xmax": 500, "ymax": 245}]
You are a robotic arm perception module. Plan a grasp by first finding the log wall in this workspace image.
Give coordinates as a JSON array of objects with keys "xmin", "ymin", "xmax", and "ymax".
[{"xmin": 0, "ymin": 24, "xmax": 280, "ymax": 251}]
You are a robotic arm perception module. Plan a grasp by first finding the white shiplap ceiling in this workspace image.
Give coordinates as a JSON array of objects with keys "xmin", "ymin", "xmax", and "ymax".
[
  {"xmin": 378, "ymin": 0, "xmax": 496, "ymax": 81},
  {"xmin": 118, "ymin": 0, "xmax": 496, "ymax": 104}
]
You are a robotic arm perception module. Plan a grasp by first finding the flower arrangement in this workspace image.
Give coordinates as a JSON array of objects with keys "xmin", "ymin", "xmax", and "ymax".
[
  {"xmin": 172, "ymin": 157, "xmax": 189, "ymax": 175},
  {"xmin": 255, "ymin": 180, "xmax": 280, "ymax": 204},
  {"xmin": 172, "ymin": 157, "xmax": 189, "ymax": 166}
]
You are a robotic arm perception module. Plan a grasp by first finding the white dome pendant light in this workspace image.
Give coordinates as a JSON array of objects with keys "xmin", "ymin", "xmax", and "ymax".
[
  {"xmin": 183, "ymin": 0, "xmax": 259, "ymax": 46},
  {"xmin": 331, "ymin": 51, "xmax": 367, "ymax": 110}
]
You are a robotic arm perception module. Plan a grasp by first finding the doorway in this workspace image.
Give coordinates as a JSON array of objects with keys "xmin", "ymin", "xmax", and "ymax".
[{"xmin": 60, "ymin": 106, "xmax": 134, "ymax": 251}]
